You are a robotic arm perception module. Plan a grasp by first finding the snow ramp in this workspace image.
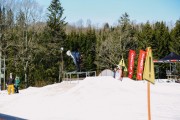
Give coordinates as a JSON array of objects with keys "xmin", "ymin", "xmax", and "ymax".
[{"xmin": 98, "ymin": 69, "xmax": 114, "ymax": 77}]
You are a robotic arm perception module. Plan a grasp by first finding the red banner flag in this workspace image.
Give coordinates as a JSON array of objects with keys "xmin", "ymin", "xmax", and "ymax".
[
  {"xmin": 136, "ymin": 50, "xmax": 146, "ymax": 80},
  {"xmin": 128, "ymin": 50, "xmax": 136, "ymax": 79}
]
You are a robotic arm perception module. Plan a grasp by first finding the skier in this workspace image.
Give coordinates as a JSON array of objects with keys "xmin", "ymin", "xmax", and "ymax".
[
  {"xmin": 67, "ymin": 48, "xmax": 81, "ymax": 72},
  {"xmin": 14, "ymin": 76, "xmax": 20, "ymax": 93},
  {"xmin": 6, "ymin": 73, "xmax": 15, "ymax": 95}
]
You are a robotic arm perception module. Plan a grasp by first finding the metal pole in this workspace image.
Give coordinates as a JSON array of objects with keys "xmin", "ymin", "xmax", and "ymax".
[
  {"xmin": 61, "ymin": 51, "xmax": 63, "ymax": 78},
  {"xmin": 59, "ymin": 51, "xmax": 63, "ymax": 82},
  {"xmin": 60, "ymin": 47, "xmax": 64, "ymax": 82},
  {"xmin": 3, "ymin": 57, "xmax": 5, "ymax": 90},
  {"xmin": 0, "ymin": 24, "xmax": 7, "ymax": 90},
  {"xmin": 0, "ymin": 31, "xmax": 1, "ymax": 90},
  {"xmin": 0, "ymin": 32, "xmax": 2, "ymax": 88},
  {"xmin": 58, "ymin": 63, "xmax": 61, "ymax": 82},
  {"xmin": 0, "ymin": 42, "xmax": 1, "ymax": 89},
  {"xmin": 62, "ymin": 51, "xmax": 64, "ymax": 76}
]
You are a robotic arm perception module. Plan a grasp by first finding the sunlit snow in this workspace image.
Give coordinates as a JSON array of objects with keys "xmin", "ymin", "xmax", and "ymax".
[{"xmin": 0, "ymin": 76, "xmax": 180, "ymax": 120}]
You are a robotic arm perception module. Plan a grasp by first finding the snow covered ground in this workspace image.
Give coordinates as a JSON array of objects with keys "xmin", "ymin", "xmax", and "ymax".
[{"xmin": 0, "ymin": 76, "xmax": 180, "ymax": 120}]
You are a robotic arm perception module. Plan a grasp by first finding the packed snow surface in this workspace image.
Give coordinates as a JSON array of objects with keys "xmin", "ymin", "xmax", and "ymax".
[{"xmin": 0, "ymin": 76, "xmax": 180, "ymax": 120}]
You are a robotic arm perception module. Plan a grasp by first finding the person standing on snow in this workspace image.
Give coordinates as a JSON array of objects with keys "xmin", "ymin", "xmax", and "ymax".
[
  {"xmin": 113, "ymin": 67, "xmax": 117, "ymax": 78},
  {"xmin": 119, "ymin": 66, "xmax": 124, "ymax": 81},
  {"xmin": 6, "ymin": 73, "xmax": 15, "ymax": 95},
  {"xmin": 115, "ymin": 66, "xmax": 120, "ymax": 80},
  {"xmin": 115, "ymin": 65, "xmax": 123, "ymax": 81},
  {"xmin": 14, "ymin": 76, "xmax": 20, "ymax": 93}
]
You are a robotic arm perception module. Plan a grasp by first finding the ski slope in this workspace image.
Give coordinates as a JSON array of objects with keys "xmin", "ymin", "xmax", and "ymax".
[{"xmin": 0, "ymin": 76, "xmax": 180, "ymax": 120}]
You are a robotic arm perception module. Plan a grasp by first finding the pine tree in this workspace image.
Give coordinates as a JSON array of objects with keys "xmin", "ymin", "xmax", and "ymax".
[
  {"xmin": 118, "ymin": 12, "xmax": 130, "ymax": 31},
  {"xmin": 47, "ymin": 0, "xmax": 67, "ymax": 44},
  {"xmin": 118, "ymin": 13, "xmax": 137, "ymax": 57},
  {"xmin": 43, "ymin": 0, "xmax": 67, "ymax": 82},
  {"xmin": 170, "ymin": 19, "xmax": 180, "ymax": 73},
  {"xmin": 137, "ymin": 22, "xmax": 154, "ymax": 50},
  {"xmin": 83, "ymin": 28, "xmax": 96, "ymax": 71},
  {"xmin": 153, "ymin": 21, "xmax": 171, "ymax": 59},
  {"xmin": 170, "ymin": 19, "xmax": 180, "ymax": 54}
]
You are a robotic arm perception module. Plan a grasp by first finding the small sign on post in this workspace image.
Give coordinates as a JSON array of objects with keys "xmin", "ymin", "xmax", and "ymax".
[{"xmin": 1, "ymin": 74, "xmax": 4, "ymax": 78}]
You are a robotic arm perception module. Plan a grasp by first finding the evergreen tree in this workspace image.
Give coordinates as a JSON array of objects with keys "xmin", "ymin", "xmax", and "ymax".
[
  {"xmin": 170, "ymin": 19, "xmax": 180, "ymax": 54},
  {"xmin": 83, "ymin": 28, "xmax": 96, "ymax": 71},
  {"xmin": 65, "ymin": 28, "xmax": 96, "ymax": 72},
  {"xmin": 153, "ymin": 21, "xmax": 171, "ymax": 59},
  {"xmin": 137, "ymin": 22, "xmax": 153, "ymax": 50},
  {"xmin": 118, "ymin": 12, "xmax": 130, "ymax": 31},
  {"xmin": 43, "ymin": 0, "xmax": 67, "ymax": 82},
  {"xmin": 118, "ymin": 13, "xmax": 137, "ymax": 57},
  {"xmin": 47, "ymin": 0, "xmax": 67, "ymax": 44},
  {"xmin": 170, "ymin": 19, "xmax": 180, "ymax": 73}
]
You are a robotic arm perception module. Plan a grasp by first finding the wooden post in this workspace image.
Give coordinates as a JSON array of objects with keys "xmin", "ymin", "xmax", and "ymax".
[{"xmin": 147, "ymin": 82, "xmax": 151, "ymax": 120}]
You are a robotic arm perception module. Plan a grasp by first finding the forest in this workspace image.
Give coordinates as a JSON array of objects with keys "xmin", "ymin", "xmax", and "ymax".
[{"xmin": 0, "ymin": 0, "xmax": 180, "ymax": 88}]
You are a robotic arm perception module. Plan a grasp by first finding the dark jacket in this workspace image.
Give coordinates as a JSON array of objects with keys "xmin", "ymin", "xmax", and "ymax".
[{"xmin": 6, "ymin": 78, "xmax": 15, "ymax": 85}]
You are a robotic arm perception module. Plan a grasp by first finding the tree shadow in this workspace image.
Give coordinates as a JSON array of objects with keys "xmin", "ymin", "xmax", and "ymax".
[{"xmin": 0, "ymin": 113, "xmax": 26, "ymax": 120}]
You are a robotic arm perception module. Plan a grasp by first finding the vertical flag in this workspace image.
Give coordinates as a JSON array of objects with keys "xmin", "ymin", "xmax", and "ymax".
[
  {"xmin": 136, "ymin": 50, "xmax": 146, "ymax": 80},
  {"xmin": 128, "ymin": 50, "xmax": 136, "ymax": 79},
  {"xmin": 143, "ymin": 47, "xmax": 155, "ymax": 84}
]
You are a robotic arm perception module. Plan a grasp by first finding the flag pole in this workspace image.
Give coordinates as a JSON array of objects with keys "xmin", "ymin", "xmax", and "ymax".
[
  {"xmin": 143, "ymin": 47, "xmax": 154, "ymax": 120},
  {"xmin": 147, "ymin": 81, "xmax": 151, "ymax": 120}
]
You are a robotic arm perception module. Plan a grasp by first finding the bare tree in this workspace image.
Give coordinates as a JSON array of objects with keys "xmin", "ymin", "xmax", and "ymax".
[
  {"xmin": 13, "ymin": 0, "xmax": 44, "ymax": 87},
  {"xmin": 95, "ymin": 28, "xmax": 123, "ymax": 69},
  {"xmin": 95, "ymin": 13, "xmax": 138, "ymax": 69}
]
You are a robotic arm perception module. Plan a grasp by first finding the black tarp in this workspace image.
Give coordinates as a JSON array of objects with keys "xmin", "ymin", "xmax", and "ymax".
[
  {"xmin": 159, "ymin": 52, "xmax": 180, "ymax": 62},
  {"xmin": 154, "ymin": 52, "xmax": 180, "ymax": 79}
]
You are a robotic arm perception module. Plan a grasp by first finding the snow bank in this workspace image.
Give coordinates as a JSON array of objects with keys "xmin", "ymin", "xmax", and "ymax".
[{"xmin": 0, "ymin": 76, "xmax": 180, "ymax": 120}]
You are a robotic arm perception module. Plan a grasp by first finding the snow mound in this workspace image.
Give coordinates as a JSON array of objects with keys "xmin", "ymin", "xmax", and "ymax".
[
  {"xmin": 98, "ymin": 69, "xmax": 114, "ymax": 76},
  {"xmin": 0, "ymin": 76, "xmax": 180, "ymax": 120}
]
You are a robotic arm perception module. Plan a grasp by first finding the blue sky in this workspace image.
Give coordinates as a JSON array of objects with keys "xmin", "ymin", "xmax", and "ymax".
[{"xmin": 36, "ymin": 0, "xmax": 180, "ymax": 26}]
